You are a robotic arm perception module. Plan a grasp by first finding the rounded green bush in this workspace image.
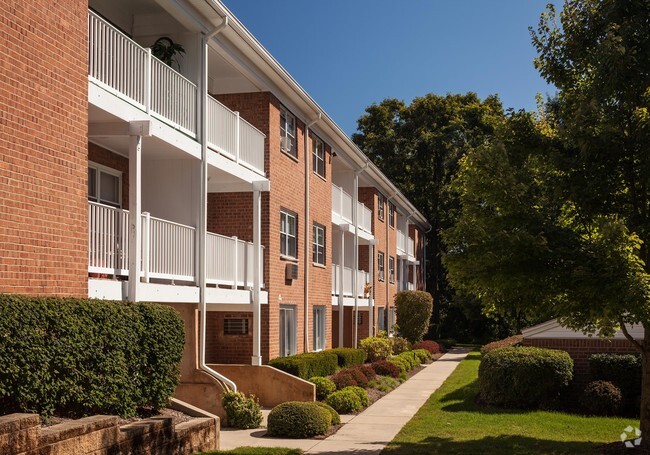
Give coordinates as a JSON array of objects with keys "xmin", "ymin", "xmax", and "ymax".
[
  {"xmin": 396, "ymin": 351, "xmax": 421, "ymax": 369},
  {"xmin": 267, "ymin": 401, "xmax": 332, "ymax": 438},
  {"xmin": 391, "ymin": 337, "xmax": 411, "ymax": 354},
  {"xmin": 479, "ymin": 347, "xmax": 573, "ymax": 408},
  {"xmin": 359, "ymin": 337, "xmax": 393, "ymax": 362},
  {"xmin": 222, "ymin": 391, "xmax": 263, "ymax": 429},
  {"xmin": 325, "ymin": 388, "xmax": 363, "ymax": 414},
  {"xmin": 412, "ymin": 348, "xmax": 432, "ymax": 363},
  {"xmin": 388, "ymin": 357, "xmax": 410, "ymax": 374},
  {"xmin": 344, "ymin": 386, "xmax": 369, "ymax": 408},
  {"xmin": 309, "ymin": 376, "xmax": 336, "ymax": 401},
  {"xmin": 313, "ymin": 401, "xmax": 341, "ymax": 425},
  {"xmin": 394, "ymin": 291, "xmax": 433, "ymax": 343},
  {"xmin": 580, "ymin": 380, "xmax": 622, "ymax": 416}
]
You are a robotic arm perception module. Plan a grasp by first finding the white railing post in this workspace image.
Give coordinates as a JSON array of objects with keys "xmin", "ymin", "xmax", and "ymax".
[
  {"xmin": 142, "ymin": 212, "xmax": 150, "ymax": 283},
  {"xmin": 232, "ymin": 236, "xmax": 238, "ymax": 289},
  {"xmin": 145, "ymin": 49, "xmax": 152, "ymax": 114},
  {"xmin": 235, "ymin": 111, "xmax": 240, "ymax": 164}
]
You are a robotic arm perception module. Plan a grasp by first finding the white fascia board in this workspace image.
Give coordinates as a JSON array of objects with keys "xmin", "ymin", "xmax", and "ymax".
[{"xmin": 521, "ymin": 319, "xmax": 561, "ymax": 338}]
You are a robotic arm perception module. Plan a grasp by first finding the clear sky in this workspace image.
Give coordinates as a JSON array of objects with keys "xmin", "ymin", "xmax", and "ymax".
[{"xmin": 220, "ymin": 0, "xmax": 557, "ymax": 137}]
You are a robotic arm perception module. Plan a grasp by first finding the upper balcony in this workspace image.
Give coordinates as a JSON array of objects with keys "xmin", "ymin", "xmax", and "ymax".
[
  {"xmin": 331, "ymin": 183, "xmax": 372, "ymax": 236},
  {"xmin": 87, "ymin": 10, "xmax": 265, "ymax": 176},
  {"xmin": 397, "ymin": 230, "xmax": 415, "ymax": 261}
]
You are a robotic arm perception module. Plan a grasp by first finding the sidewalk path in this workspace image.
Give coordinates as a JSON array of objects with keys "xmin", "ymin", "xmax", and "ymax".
[{"xmin": 218, "ymin": 348, "xmax": 470, "ymax": 454}]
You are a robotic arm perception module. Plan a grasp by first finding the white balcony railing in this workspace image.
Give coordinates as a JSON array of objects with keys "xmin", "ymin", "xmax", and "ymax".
[
  {"xmin": 397, "ymin": 230, "xmax": 407, "ymax": 254},
  {"xmin": 331, "ymin": 265, "xmax": 370, "ymax": 298},
  {"xmin": 88, "ymin": 202, "xmax": 263, "ymax": 288},
  {"xmin": 407, "ymin": 237, "xmax": 415, "ymax": 258},
  {"xmin": 332, "ymin": 184, "xmax": 372, "ymax": 234},
  {"xmin": 357, "ymin": 201, "xmax": 372, "ymax": 234},
  {"xmin": 398, "ymin": 281, "xmax": 415, "ymax": 291}
]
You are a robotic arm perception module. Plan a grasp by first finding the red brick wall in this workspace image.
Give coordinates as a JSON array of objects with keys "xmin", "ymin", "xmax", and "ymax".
[
  {"xmin": 205, "ymin": 311, "xmax": 253, "ymax": 364},
  {"xmin": 0, "ymin": 0, "xmax": 88, "ymax": 296},
  {"xmin": 88, "ymin": 143, "xmax": 129, "ymax": 209}
]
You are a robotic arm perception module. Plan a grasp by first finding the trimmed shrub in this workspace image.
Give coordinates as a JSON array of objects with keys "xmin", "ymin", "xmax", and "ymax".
[
  {"xmin": 332, "ymin": 372, "xmax": 357, "ymax": 390},
  {"xmin": 580, "ymin": 381, "xmax": 622, "ymax": 416},
  {"xmin": 269, "ymin": 351, "xmax": 338, "ymax": 380},
  {"xmin": 0, "ymin": 294, "xmax": 184, "ymax": 418},
  {"xmin": 389, "ymin": 356, "xmax": 411, "ymax": 374},
  {"xmin": 480, "ymin": 335, "xmax": 523, "ymax": 355},
  {"xmin": 397, "ymin": 351, "xmax": 423, "ymax": 369},
  {"xmin": 359, "ymin": 337, "xmax": 392, "ymax": 362},
  {"xmin": 344, "ymin": 367, "xmax": 369, "ymax": 388},
  {"xmin": 309, "ymin": 377, "xmax": 336, "ymax": 401},
  {"xmin": 325, "ymin": 388, "xmax": 363, "ymax": 414},
  {"xmin": 391, "ymin": 337, "xmax": 411, "ymax": 355},
  {"xmin": 345, "ymin": 386, "xmax": 369, "ymax": 408},
  {"xmin": 267, "ymin": 402, "xmax": 331, "ymax": 438},
  {"xmin": 330, "ymin": 348, "xmax": 366, "ymax": 368},
  {"xmin": 413, "ymin": 340, "xmax": 441, "ymax": 354},
  {"xmin": 412, "ymin": 348, "xmax": 433, "ymax": 363},
  {"xmin": 479, "ymin": 347, "xmax": 573, "ymax": 408},
  {"xmin": 357, "ymin": 364, "xmax": 377, "ymax": 380},
  {"xmin": 314, "ymin": 401, "xmax": 341, "ymax": 425},
  {"xmin": 589, "ymin": 353, "xmax": 641, "ymax": 399},
  {"xmin": 437, "ymin": 338, "xmax": 457, "ymax": 350},
  {"xmin": 222, "ymin": 391, "xmax": 263, "ymax": 429},
  {"xmin": 394, "ymin": 291, "xmax": 433, "ymax": 343},
  {"xmin": 371, "ymin": 360, "xmax": 401, "ymax": 378}
]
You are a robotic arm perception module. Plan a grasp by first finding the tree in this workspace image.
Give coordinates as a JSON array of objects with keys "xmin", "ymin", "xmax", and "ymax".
[
  {"xmin": 445, "ymin": 0, "xmax": 650, "ymax": 438},
  {"xmin": 353, "ymin": 93, "xmax": 505, "ymax": 338}
]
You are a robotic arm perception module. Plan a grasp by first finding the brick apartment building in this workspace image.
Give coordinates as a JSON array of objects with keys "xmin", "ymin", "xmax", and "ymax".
[{"xmin": 0, "ymin": 0, "xmax": 429, "ymax": 416}]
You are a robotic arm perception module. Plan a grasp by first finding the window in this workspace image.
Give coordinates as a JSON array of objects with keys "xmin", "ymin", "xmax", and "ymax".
[
  {"xmin": 312, "ymin": 135, "xmax": 325, "ymax": 178},
  {"xmin": 356, "ymin": 311, "xmax": 363, "ymax": 326},
  {"xmin": 88, "ymin": 163, "xmax": 121, "ymax": 208},
  {"xmin": 377, "ymin": 193, "xmax": 385, "ymax": 221},
  {"xmin": 389, "ymin": 256, "xmax": 396, "ymax": 283},
  {"xmin": 389, "ymin": 307, "xmax": 396, "ymax": 332},
  {"xmin": 280, "ymin": 106, "xmax": 296, "ymax": 158},
  {"xmin": 313, "ymin": 306, "xmax": 326, "ymax": 351},
  {"xmin": 280, "ymin": 305, "xmax": 297, "ymax": 357},
  {"xmin": 224, "ymin": 318, "xmax": 249, "ymax": 335},
  {"xmin": 378, "ymin": 307, "xmax": 386, "ymax": 331},
  {"xmin": 378, "ymin": 251, "xmax": 385, "ymax": 281},
  {"xmin": 388, "ymin": 202, "xmax": 396, "ymax": 228},
  {"xmin": 280, "ymin": 210, "xmax": 297, "ymax": 258},
  {"xmin": 312, "ymin": 223, "xmax": 326, "ymax": 265}
]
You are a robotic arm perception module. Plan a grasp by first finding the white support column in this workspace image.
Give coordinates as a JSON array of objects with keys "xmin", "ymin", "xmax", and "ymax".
[
  {"xmin": 128, "ymin": 135, "xmax": 142, "ymax": 302},
  {"xmin": 368, "ymin": 241, "xmax": 375, "ymax": 337},
  {"xmin": 338, "ymin": 228, "xmax": 345, "ymax": 348},
  {"xmin": 352, "ymin": 173, "xmax": 359, "ymax": 348},
  {"xmin": 251, "ymin": 184, "xmax": 263, "ymax": 366},
  {"xmin": 142, "ymin": 212, "xmax": 150, "ymax": 283}
]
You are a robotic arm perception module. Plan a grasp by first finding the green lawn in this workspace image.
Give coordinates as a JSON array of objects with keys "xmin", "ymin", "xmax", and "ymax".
[
  {"xmin": 384, "ymin": 352, "xmax": 638, "ymax": 454},
  {"xmin": 197, "ymin": 448, "xmax": 301, "ymax": 455}
]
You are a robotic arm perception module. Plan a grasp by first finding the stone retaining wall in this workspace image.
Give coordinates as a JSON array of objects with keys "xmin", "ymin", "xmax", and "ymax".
[{"xmin": 0, "ymin": 412, "xmax": 218, "ymax": 455}]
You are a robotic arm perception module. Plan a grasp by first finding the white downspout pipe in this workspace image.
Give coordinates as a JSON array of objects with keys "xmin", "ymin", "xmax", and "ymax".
[
  {"xmin": 404, "ymin": 214, "xmax": 413, "ymax": 290},
  {"xmin": 352, "ymin": 161, "xmax": 369, "ymax": 348},
  {"xmin": 303, "ymin": 113, "xmax": 321, "ymax": 353},
  {"xmin": 386, "ymin": 194, "xmax": 397, "ymax": 333},
  {"xmin": 199, "ymin": 18, "xmax": 237, "ymax": 392}
]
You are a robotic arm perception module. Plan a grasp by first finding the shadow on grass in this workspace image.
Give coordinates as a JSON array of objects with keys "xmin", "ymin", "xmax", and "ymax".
[
  {"xmin": 437, "ymin": 377, "xmax": 539, "ymax": 415},
  {"xmin": 384, "ymin": 435, "xmax": 605, "ymax": 455}
]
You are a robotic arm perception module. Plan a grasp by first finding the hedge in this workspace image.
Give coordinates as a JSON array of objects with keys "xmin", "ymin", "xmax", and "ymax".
[
  {"xmin": 269, "ymin": 351, "xmax": 338, "ymax": 379},
  {"xmin": 267, "ymin": 402, "xmax": 331, "ymax": 438},
  {"xmin": 589, "ymin": 353, "xmax": 641, "ymax": 399},
  {"xmin": 479, "ymin": 347, "xmax": 573, "ymax": 409},
  {"xmin": 394, "ymin": 291, "xmax": 433, "ymax": 343},
  {"xmin": 480, "ymin": 335, "xmax": 523, "ymax": 356},
  {"xmin": 309, "ymin": 377, "xmax": 336, "ymax": 401},
  {"xmin": 330, "ymin": 348, "xmax": 366, "ymax": 368},
  {"xmin": 0, "ymin": 294, "xmax": 185, "ymax": 418}
]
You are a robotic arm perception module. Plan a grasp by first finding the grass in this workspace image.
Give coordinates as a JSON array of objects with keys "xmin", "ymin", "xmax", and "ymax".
[
  {"xmin": 196, "ymin": 448, "xmax": 302, "ymax": 455},
  {"xmin": 384, "ymin": 352, "xmax": 638, "ymax": 454}
]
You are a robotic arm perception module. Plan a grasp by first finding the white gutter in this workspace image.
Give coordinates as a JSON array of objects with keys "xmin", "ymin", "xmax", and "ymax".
[
  {"xmin": 199, "ymin": 18, "xmax": 237, "ymax": 392},
  {"xmin": 352, "ymin": 161, "xmax": 369, "ymax": 348},
  {"xmin": 386, "ymin": 193, "xmax": 397, "ymax": 332},
  {"xmin": 304, "ymin": 113, "xmax": 321, "ymax": 352}
]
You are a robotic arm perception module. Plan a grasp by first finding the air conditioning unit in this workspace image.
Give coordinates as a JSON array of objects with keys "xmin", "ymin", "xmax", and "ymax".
[
  {"xmin": 285, "ymin": 263, "xmax": 298, "ymax": 280},
  {"xmin": 280, "ymin": 136, "xmax": 292, "ymax": 153}
]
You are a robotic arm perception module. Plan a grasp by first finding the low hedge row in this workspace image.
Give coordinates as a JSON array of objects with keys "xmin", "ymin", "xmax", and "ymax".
[
  {"xmin": 269, "ymin": 351, "xmax": 338, "ymax": 379},
  {"xmin": 330, "ymin": 348, "xmax": 366, "ymax": 368},
  {"xmin": 0, "ymin": 294, "xmax": 185, "ymax": 418}
]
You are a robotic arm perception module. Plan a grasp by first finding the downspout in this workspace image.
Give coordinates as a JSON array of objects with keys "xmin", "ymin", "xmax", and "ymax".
[
  {"xmin": 386, "ymin": 194, "xmax": 397, "ymax": 333},
  {"xmin": 405, "ymin": 214, "xmax": 413, "ymax": 291},
  {"xmin": 198, "ymin": 18, "xmax": 237, "ymax": 391},
  {"xmin": 423, "ymin": 225, "xmax": 432, "ymax": 291},
  {"xmin": 352, "ymin": 161, "xmax": 369, "ymax": 348},
  {"xmin": 304, "ymin": 113, "xmax": 321, "ymax": 352}
]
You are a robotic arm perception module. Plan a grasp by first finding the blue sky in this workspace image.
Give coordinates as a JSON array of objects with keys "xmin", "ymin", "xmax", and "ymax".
[{"xmin": 221, "ymin": 0, "xmax": 557, "ymax": 137}]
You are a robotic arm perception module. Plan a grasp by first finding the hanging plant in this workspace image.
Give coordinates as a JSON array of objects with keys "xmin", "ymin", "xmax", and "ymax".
[{"xmin": 151, "ymin": 37, "xmax": 185, "ymax": 71}]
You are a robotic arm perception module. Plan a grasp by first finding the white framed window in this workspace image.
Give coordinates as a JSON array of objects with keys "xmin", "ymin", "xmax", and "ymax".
[
  {"xmin": 313, "ymin": 306, "xmax": 326, "ymax": 351},
  {"xmin": 389, "ymin": 256, "xmax": 396, "ymax": 283},
  {"xmin": 378, "ymin": 251, "xmax": 385, "ymax": 281},
  {"xmin": 280, "ymin": 210, "xmax": 298, "ymax": 259},
  {"xmin": 377, "ymin": 193, "xmax": 385, "ymax": 221},
  {"xmin": 280, "ymin": 305, "xmax": 297, "ymax": 357},
  {"xmin": 312, "ymin": 223, "xmax": 326, "ymax": 265},
  {"xmin": 389, "ymin": 202, "xmax": 396, "ymax": 228},
  {"xmin": 389, "ymin": 307, "xmax": 396, "ymax": 332},
  {"xmin": 224, "ymin": 318, "xmax": 249, "ymax": 335},
  {"xmin": 88, "ymin": 162, "xmax": 121, "ymax": 208},
  {"xmin": 356, "ymin": 311, "xmax": 363, "ymax": 326},
  {"xmin": 378, "ymin": 307, "xmax": 386, "ymax": 331},
  {"xmin": 312, "ymin": 135, "xmax": 325, "ymax": 178},
  {"xmin": 280, "ymin": 106, "xmax": 296, "ymax": 158}
]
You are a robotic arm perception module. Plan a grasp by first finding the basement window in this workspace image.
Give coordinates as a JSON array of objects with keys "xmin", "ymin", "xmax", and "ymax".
[{"xmin": 224, "ymin": 318, "xmax": 249, "ymax": 335}]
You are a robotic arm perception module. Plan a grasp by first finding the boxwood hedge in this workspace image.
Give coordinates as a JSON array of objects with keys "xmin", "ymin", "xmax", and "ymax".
[
  {"xmin": 268, "ymin": 351, "xmax": 338, "ymax": 379},
  {"xmin": 267, "ymin": 401, "xmax": 332, "ymax": 438},
  {"xmin": 0, "ymin": 294, "xmax": 185, "ymax": 418}
]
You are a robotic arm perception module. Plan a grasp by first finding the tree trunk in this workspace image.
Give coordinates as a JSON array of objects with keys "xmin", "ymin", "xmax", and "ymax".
[{"xmin": 641, "ymin": 328, "xmax": 650, "ymax": 448}]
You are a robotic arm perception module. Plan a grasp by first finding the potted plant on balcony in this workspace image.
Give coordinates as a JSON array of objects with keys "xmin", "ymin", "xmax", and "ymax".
[
  {"xmin": 151, "ymin": 37, "xmax": 185, "ymax": 71},
  {"xmin": 364, "ymin": 282, "xmax": 372, "ymax": 298}
]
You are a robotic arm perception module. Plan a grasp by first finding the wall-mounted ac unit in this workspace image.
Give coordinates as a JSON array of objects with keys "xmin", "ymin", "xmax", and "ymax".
[
  {"xmin": 285, "ymin": 263, "xmax": 298, "ymax": 280},
  {"xmin": 280, "ymin": 136, "xmax": 292, "ymax": 153}
]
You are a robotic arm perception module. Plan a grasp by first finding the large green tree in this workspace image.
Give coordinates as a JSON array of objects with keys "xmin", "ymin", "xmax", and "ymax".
[
  {"xmin": 352, "ymin": 93, "xmax": 505, "ymax": 338},
  {"xmin": 445, "ymin": 0, "xmax": 650, "ymax": 437}
]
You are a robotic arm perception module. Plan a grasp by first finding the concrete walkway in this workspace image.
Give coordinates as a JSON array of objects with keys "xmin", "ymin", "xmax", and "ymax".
[{"xmin": 218, "ymin": 348, "xmax": 470, "ymax": 454}]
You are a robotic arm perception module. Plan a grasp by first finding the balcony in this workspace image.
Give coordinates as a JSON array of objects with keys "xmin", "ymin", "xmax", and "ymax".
[
  {"xmin": 331, "ymin": 265, "xmax": 370, "ymax": 298},
  {"xmin": 331, "ymin": 184, "xmax": 372, "ymax": 235},
  {"xmin": 88, "ymin": 201, "xmax": 263, "ymax": 288},
  {"xmin": 397, "ymin": 230, "xmax": 415, "ymax": 258},
  {"xmin": 87, "ymin": 10, "xmax": 265, "ymax": 175}
]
